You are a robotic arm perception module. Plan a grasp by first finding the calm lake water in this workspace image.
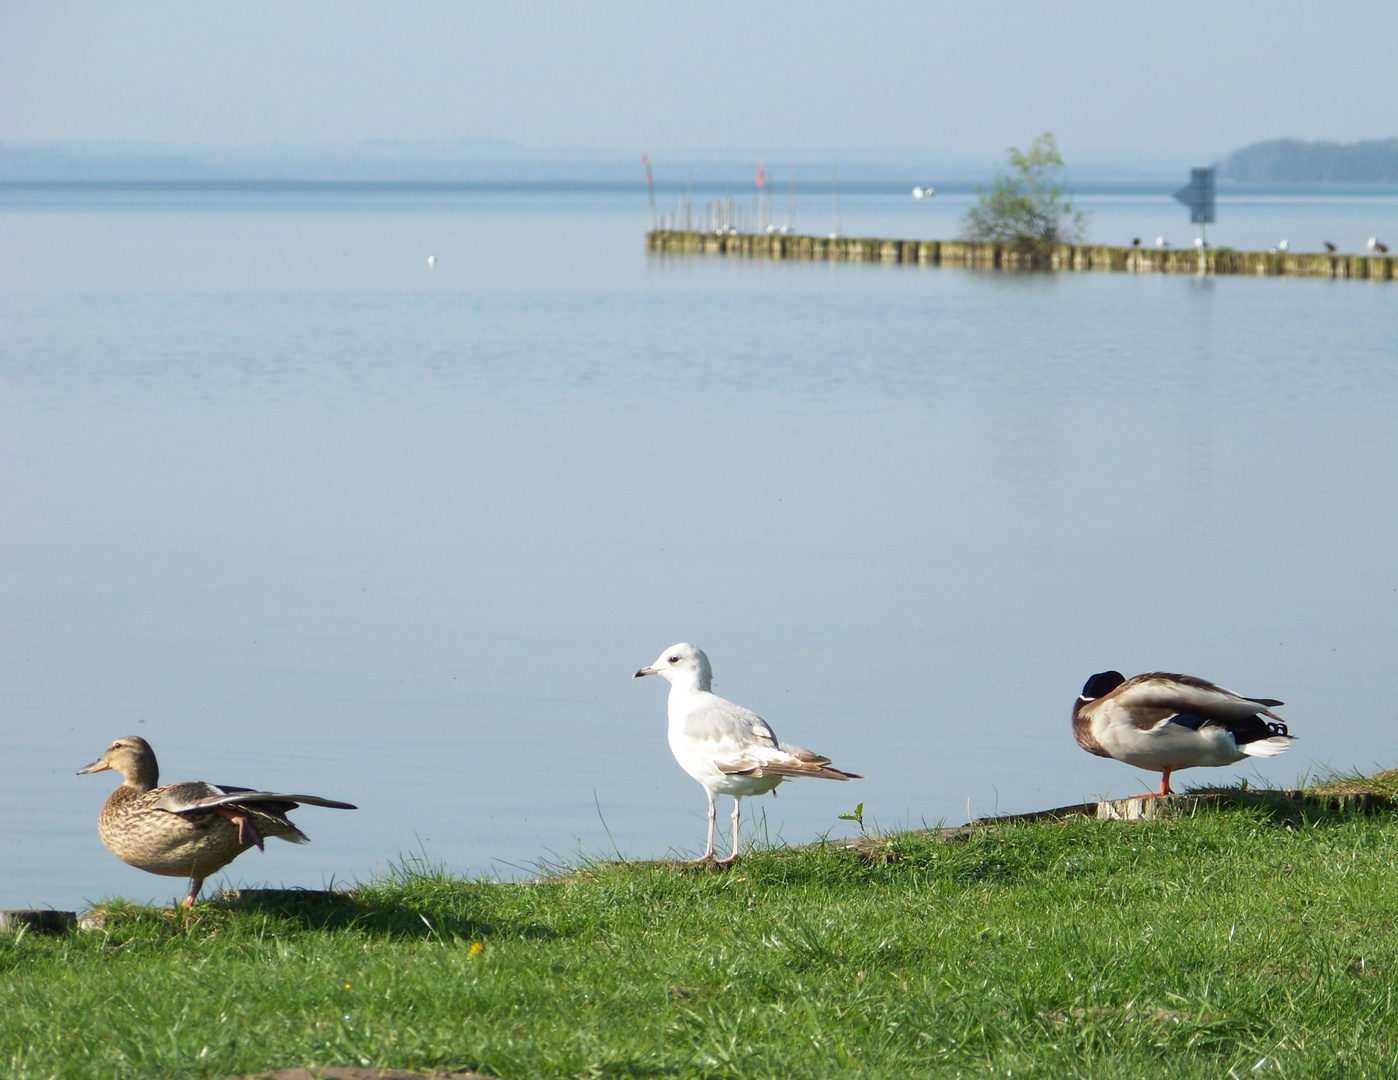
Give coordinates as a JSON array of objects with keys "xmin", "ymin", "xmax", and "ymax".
[{"xmin": 3, "ymin": 185, "xmax": 1397, "ymax": 910}]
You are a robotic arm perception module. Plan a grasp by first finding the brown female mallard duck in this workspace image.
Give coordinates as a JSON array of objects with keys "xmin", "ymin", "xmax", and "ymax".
[{"xmin": 78, "ymin": 735, "xmax": 356, "ymax": 907}]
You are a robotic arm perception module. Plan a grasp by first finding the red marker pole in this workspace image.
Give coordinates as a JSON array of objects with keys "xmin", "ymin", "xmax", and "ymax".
[{"xmin": 756, "ymin": 162, "xmax": 765, "ymax": 231}]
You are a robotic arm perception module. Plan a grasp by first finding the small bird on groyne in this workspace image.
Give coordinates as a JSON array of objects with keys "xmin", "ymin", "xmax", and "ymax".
[
  {"xmin": 1369, "ymin": 237, "xmax": 1389, "ymax": 254},
  {"xmin": 634, "ymin": 643, "xmax": 860, "ymax": 863},
  {"xmin": 1072, "ymin": 671, "xmax": 1292, "ymax": 797},
  {"xmin": 79, "ymin": 736, "xmax": 356, "ymax": 907},
  {"xmin": 1155, "ymin": 236, "xmax": 1169, "ymax": 248},
  {"xmin": 1324, "ymin": 241, "xmax": 1337, "ymax": 253}
]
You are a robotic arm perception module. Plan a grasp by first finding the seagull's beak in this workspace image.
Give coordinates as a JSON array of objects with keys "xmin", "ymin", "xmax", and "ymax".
[
  {"xmin": 633, "ymin": 666, "xmax": 656, "ymax": 679},
  {"xmin": 77, "ymin": 757, "xmax": 111, "ymax": 775}
]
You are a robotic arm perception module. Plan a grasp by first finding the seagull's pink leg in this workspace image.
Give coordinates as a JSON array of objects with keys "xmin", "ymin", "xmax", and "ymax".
[
  {"xmin": 689, "ymin": 797, "xmax": 718, "ymax": 863},
  {"xmin": 718, "ymin": 798, "xmax": 742, "ymax": 866}
]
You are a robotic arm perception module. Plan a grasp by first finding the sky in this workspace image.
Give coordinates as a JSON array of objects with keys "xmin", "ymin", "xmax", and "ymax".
[{"xmin": 1, "ymin": 1, "xmax": 1395, "ymax": 162}]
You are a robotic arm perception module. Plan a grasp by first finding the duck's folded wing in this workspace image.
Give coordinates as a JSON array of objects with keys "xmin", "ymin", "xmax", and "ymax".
[
  {"xmin": 154, "ymin": 783, "xmax": 357, "ymax": 814},
  {"xmin": 1116, "ymin": 673, "xmax": 1286, "ymax": 723}
]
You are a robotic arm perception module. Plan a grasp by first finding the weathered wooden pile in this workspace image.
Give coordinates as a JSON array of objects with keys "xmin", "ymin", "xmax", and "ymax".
[{"xmin": 647, "ymin": 229, "xmax": 1396, "ymax": 279}]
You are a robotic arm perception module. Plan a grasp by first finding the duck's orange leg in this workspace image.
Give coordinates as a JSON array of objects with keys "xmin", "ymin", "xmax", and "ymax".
[
  {"xmin": 180, "ymin": 877, "xmax": 204, "ymax": 909},
  {"xmin": 216, "ymin": 807, "xmax": 265, "ymax": 850},
  {"xmin": 1131, "ymin": 768, "xmax": 1173, "ymax": 798}
]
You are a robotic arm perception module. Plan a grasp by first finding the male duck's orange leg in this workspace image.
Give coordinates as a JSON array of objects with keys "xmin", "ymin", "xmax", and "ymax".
[
  {"xmin": 1132, "ymin": 768, "xmax": 1173, "ymax": 798},
  {"xmin": 216, "ymin": 807, "xmax": 265, "ymax": 850}
]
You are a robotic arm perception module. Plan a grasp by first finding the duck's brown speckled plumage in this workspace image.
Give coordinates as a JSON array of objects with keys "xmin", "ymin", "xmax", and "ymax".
[
  {"xmin": 95, "ymin": 780, "xmax": 308, "ymax": 880},
  {"xmin": 79, "ymin": 735, "xmax": 355, "ymax": 907}
]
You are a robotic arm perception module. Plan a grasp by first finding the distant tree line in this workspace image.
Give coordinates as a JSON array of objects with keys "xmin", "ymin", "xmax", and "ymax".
[{"xmin": 1223, "ymin": 138, "xmax": 1398, "ymax": 183}]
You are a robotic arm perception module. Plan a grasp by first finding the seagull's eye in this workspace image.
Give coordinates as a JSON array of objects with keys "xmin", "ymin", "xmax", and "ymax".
[{"xmin": 668, "ymin": 656, "xmax": 680, "ymax": 664}]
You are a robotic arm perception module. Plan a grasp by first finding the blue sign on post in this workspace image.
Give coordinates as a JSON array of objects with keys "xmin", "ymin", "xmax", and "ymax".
[
  {"xmin": 1173, "ymin": 168, "xmax": 1216, "ymax": 223},
  {"xmin": 1173, "ymin": 168, "xmax": 1216, "ymax": 245}
]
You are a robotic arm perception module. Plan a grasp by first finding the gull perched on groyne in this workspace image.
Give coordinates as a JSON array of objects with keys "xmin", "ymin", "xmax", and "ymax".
[{"xmin": 634, "ymin": 643, "xmax": 860, "ymax": 863}]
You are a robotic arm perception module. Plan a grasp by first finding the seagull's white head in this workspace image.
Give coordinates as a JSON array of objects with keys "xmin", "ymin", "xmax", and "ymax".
[{"xmin": 633, "ymin": 642, "xmax": 713, "ymax": 692}]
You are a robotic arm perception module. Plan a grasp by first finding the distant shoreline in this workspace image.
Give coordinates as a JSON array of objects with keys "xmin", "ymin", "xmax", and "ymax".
[
  {"xmin": 3, "ymin": 178, "xmax": 1398, "ymax": 198},
  {"xmin": 0, "ymin": 178, "xmax": 1392, "ymax": 201}
]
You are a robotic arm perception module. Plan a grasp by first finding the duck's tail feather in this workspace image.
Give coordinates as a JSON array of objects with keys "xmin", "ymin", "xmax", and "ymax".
[{"xmin": 1240, "ymin": 735, "xmax": 1293, "ymax": 758}]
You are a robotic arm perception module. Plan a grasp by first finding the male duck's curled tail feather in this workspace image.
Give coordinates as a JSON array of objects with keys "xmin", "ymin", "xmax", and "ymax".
[{"xmin": 1241, "ymin": 731, "xmax": 1293, "ymax": 758}]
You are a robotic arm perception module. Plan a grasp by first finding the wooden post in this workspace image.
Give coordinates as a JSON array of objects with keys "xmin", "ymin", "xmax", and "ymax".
[{"xmin": 0, "ymin": 910, "xmax": 77, "ymax": 934}]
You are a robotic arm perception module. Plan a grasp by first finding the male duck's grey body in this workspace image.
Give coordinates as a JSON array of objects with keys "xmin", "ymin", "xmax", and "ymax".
[{"xmin": 1073, "ymin": 670, "xmax": 1292, "ymax": 796}]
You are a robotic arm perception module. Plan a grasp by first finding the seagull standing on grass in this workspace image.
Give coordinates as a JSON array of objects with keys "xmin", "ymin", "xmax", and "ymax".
[{"xmin": 634, "ymin": 643, "xmax": 861, "ymax": 863}]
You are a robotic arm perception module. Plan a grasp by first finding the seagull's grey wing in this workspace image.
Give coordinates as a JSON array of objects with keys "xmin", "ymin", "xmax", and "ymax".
[{"xmin": 682, "ymin": 702, "xmax": 780, "ymax": 752}]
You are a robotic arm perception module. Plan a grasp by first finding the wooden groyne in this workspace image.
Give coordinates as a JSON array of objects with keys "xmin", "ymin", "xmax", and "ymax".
[{"xmin": 647, "ymin": 229, "xmax": 1396, "ymax": 280}]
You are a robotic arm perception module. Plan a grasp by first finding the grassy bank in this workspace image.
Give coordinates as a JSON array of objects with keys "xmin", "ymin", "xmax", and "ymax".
[{"xmin": 6, "ymin": 784, "xmax": 1398, "ymax": 1079}]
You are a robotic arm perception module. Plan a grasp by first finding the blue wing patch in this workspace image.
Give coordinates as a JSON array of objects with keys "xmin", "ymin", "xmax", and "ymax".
[{"xmin": 1165, "ymin": 712, "xmax": 1211, "ymax": 731}]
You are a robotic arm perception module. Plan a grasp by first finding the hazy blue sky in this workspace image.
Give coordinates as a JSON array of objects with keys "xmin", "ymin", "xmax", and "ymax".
[{"xmin": 2, "ymin": 1, "xmax": 1394, "ymax": 159}]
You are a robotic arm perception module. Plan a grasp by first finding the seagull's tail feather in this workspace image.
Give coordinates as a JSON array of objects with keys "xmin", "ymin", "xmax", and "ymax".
[
  {"xmin": 724, "ymin": 759, "xmax": 863, "ymax": 781},
  {"xmin": 778, "ymin": 741, "xmax": 832, "ymax": 765}
]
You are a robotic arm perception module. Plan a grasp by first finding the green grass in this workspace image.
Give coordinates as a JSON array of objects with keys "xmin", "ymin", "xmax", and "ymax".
[{"xmin": 6, "ymin": 795, "xmax": 1398, "ymax": 1079}]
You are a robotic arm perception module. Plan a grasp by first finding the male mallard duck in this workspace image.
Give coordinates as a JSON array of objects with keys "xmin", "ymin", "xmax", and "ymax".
[
  {"xmin": 79, "ymin": 736, "xmax": 356, "ymax": 907},
  {"xmin": 634, "ymin": 643, "xmax": 861, "ymax": 863},
  {"xmin": 1072, "ymin": 671, "xmax": 1292, "ymax": 797}
]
